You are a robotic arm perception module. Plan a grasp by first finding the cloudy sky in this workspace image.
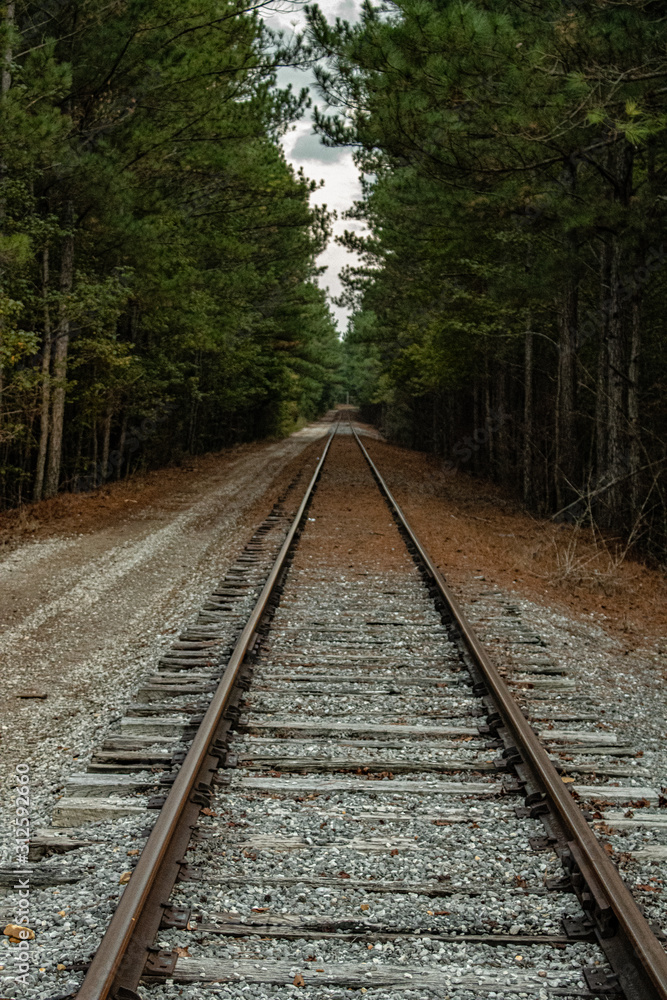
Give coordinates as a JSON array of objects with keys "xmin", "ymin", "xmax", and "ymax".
[{"xmin": 261, "ymin": 0, "xmax": 364, "ymax": 332}]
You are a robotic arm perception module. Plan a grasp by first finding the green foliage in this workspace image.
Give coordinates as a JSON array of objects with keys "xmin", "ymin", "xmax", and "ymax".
[
  {"xmin": 0, "ymin": 0, "xmax": 342, "ymax": 503},
  {"xmin": 308, "ymin": 0, "xmax": 667, "ymax": 558}
]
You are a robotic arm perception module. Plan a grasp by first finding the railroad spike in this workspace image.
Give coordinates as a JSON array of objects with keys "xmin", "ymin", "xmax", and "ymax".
[
  {"xmin": 143, "ymin": 949, "xmax": 179, "ymax": 977},
  {"xmin": 562, "ymin": 917, "xmax": 596, "ymax": 941},
  {"xmin": 582, "ymin": 967, "xmax": 622, "ymax": 994}
]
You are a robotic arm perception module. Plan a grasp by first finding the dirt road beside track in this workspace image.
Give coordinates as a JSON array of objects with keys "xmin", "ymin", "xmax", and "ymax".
[{"xmin": 0, "ymin": 422, "xmax": 330, "ymax": 833}]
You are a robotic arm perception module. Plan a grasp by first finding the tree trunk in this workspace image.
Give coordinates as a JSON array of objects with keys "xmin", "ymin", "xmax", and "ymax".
[
  {"xmin": 92, "ymin": 412, "xmax": 98, "ymax": 487},
  {"xmin": 101, "ymin": 404, "xmax": 112, "ymax": 482},
  {"xmin": 606, "ymin": 236, "xmax": 626, "ymax": 527},
  {"xmin": 484, "ymin": 354, "xmax": 494, "ymax": 473},
  {"xmin": 554, "ymin": 157, "xmax": 579, "ymax": 510},
  {"xmin": 1, "ymin": 1, "xmax": 13, "ymax": 96},
  {"xmin": 522, "ymin": 319, "xmax": 533, "ymax": 505},
  {"xmin": 555, "ymin": 282, "xmax": 578, "ymax": 508},
  {"xmin": 605, "ymin": 140, "xmax": 634, "ymax": 528},
  {"xmin": 44, "ymin": 214, "xmax": 74, "ymax": 499},
  {"xmin": 543, "ymin": 426, "xmax": 551, "ymax": 513},
  {"xmin": 116, "ymin": 413, "xmax": 128, "ymax": 479},
  {"xmin": 33, "ymin": 248, "xmax": 52, "ymax": 501},
  {"xmin": 628, "ymin": 291, "xmax": 641, "ymax": 518},
  {"xmin": 472, "ymin": 381, "xmax": 481, "ymax": 475},
  {"xmin": 74, "ymin": 423, "xmax": 84, "ymax": 490},
  {"xmin": 496, "ymin": 360, "xmax": 508, "ymax": 482},
  {"xmin": 0, "ymin": 1, "xmax": 15, "ymax": 414},
  {"xmin": 595, "ymin": 241, "xmax": 612, "ymax": 485}
]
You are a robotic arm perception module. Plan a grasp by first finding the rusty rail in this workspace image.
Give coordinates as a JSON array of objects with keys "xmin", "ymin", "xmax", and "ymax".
[
  {"xmin": 350, "ymin": 421, "xmax": 667, "ymax": 1000},
  {"xmin": 76, "ymin": 419, "xmax": 338, "ymax": 1000}
]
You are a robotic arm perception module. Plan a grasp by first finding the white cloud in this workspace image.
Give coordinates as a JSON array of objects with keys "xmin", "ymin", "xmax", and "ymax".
[
  {"xmin": 263, "ymin": 0, "xmax": 365, "ymax": 333},
  {"xmin": 291, "ymin": 130, "xmax": 347, "ymax": 163}
]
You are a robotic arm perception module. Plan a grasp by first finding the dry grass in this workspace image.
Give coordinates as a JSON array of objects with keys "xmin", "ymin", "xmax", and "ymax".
[
  {"xmin": 535, "ymin": 523, "xmax": 639, "ymax": 593},
  {"xmin": 363, "ymin": 437, "xmax": 667, "ymax": 650}
]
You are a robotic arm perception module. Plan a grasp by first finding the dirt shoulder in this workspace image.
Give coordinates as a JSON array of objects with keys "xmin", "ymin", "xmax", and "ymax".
[
  {"xmin": 0, "ymin": 421, "xmax": 331, "ymax": 829},
  {"xmin": 361, "ymin": 433, "xmax": 667, "ymax": 653},
  {"xmin": 0, "ymin": 432, "xmax": 311, "ymax": 552}
]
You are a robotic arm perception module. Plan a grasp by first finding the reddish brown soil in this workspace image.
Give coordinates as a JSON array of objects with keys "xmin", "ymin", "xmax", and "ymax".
[
  {"xmin": 360, "ymin": 433, "xmax": 667, "ymax": 650},
  {"xmin": 3, "ymin": 416, "xmax": 663, "ymax": 650},
  {"xmin": 0, "ymin": 438, "xmax": 321, "ymax": 554},
  {"xmin": 297, "ymin": 433, "xmax": 411, "ymax": 575},
  {"xmin": 0, "ymin": 424, "xmax": 331, "ymax": 818}
]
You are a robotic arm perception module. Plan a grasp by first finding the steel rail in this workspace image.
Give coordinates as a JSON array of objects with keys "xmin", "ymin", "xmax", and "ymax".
[
  {"xmin": 350, "ymin": 422, "xmax": 667, "ymax": 1000},
  {"xmin": 76, "ymin": 419, "xmax": 339, "ymax": 1000}
]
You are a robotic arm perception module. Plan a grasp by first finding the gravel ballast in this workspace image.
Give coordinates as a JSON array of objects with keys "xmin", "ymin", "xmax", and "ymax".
[{"xmin": 4, "ymin": 423, "xmax": 663, "ymax": 998}]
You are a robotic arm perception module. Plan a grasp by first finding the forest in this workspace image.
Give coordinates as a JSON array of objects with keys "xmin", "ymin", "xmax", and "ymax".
[
  {"xmin": 308, "ymin": 0, "xmax": 667, "ymax": 561},
  {"xmin": 2, "ymin": 0, "xmax": 666, "ymax": 564},
  {"xmin": 0, "ymin": 0, "xmax": 342, "ymax": 507}
]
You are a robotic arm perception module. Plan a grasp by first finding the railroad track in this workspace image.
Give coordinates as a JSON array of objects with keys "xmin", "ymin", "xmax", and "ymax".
[{"xmin": 44, "ymin": 417, "xmax": 667, "ymax": 999}]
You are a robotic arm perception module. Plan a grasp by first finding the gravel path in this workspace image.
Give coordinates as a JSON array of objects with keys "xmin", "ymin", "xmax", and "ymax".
[
  {"xmin": 0, "ymin": 424, "xmax": 328, "ymax": 838},
  {"xmin": 130, "ymin": 432, "xmax": 613, "ymax": 999},
  {"xmin": 2, "ymin": 418, "xmax": 664, "ymax": 1000},
  {"xmin": 454, "ymin": 584, "xmax": 667, "ymax": 933}
]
